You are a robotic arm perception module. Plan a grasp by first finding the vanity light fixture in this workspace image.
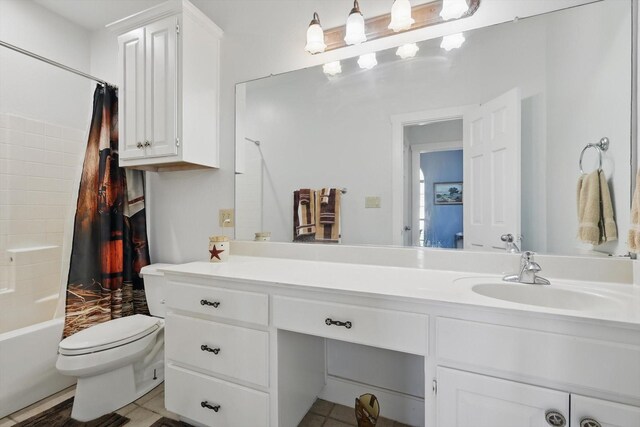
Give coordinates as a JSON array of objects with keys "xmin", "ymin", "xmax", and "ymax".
[
  {"xmin": 344, "ymin": 0, "xmax": 367, "ymax": 45},
  {"xmin": 396, "ymin": 42, "xmax": 419, "ymax": 58},
  {"xmin": 304, "ymin": 12, "xmax": 326, "ymax": 54},
  {"xmin": 439, "ymin": 0, "xmax": 470, "ymax": 20},
  {"xmin": 358, "ymin": 52, "xmax": 377, "ymax": 69},
  {"xmin": 440, "ymin": 32, "xmax": 465, "ymax": 51},
  {"xmin": 306, "ymin": 0, "xmax": 479, "ymax": 54},
  {"xmin": 388, "ymin": 0, "xmax": 415, "ymax": 32},
  {"xmin": 323, "ymin": 61, "xmax": 342, "ymax": 76}
]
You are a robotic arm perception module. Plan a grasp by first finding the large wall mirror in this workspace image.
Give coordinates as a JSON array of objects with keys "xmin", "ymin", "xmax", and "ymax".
[{"xmin": 235, "ymin": 0, "xmax": 635, "ymax": 256}]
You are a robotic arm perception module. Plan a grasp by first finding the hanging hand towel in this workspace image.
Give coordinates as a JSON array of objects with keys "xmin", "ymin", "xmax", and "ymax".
[
  {"xmin": 577, "ymin": 170, "xmax": 617, "ymax": 245},
  {"xmin": 315, "ymin": 188, "xmax": 341, "ymax": 243},
  {"xmin": 599, "ymin": 169, "xmax": 617, "ymax": 242},
  {"xmin": 293, "ymin": 189, "xmax": 316, "ymax": 241},
  {"xmin": 629, "ymin": 170, "xmax": 640, "ymax": 252},
  {"xmin": 577, "ymin": 171, "xmax": 601, "ymax": 245}
]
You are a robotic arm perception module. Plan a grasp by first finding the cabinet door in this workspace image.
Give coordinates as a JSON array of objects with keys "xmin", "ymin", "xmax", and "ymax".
[
  {"xmin": 571, "ymin": 395, "xmax": 640, "ymax": 427},
  {"xmin": 118, "ymin": 28, "xmax": 145, "ymax": 160},
  {"xmin": 144, "ymin": 16, "xmax": 178, "ymax": 158},
  {"xmin": 437, "ymin": 367, "xmax": 569, "ymax": 427}
]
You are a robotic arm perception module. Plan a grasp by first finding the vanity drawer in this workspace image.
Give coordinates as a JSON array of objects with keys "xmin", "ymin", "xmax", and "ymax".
[
  {"xmin": 273, "ymin": 296, "xmax": 428, "ymax": 355},
  {"xmin": 436, "ymin": 317, "xmax": 640, "ymax": 399},
  {"xmin": 165, "ymin": 364, "xmax": 269, "ymax": 427},
  {"xmin": 166, "ymin": 281, "xmax": 268, "ymax": 326},
  {"xmin": 165, "ymin": 313, "xmax": 269, "ymax": 387}
]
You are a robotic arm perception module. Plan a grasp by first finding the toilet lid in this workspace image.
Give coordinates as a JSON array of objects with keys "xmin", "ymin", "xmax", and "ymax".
[{"xmin": 59, "ymin": 314, "xmax": 161, "ymax": 356}]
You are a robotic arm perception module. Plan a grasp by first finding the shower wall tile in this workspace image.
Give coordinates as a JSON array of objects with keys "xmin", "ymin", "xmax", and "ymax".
[{"xmin": 0, "ymin": 113, "xmax": 85, "ymax": 308}]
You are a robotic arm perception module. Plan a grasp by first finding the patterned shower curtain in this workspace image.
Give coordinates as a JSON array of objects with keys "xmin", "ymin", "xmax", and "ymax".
[{"xmin": 63, "ymin": 84, "xmax": 150, "ymax": 338}]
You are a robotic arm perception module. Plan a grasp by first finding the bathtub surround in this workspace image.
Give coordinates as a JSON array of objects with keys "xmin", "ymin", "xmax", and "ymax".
[{"xmin": 64, "ymin": 85, "xmax": 150, "ymax": 338}]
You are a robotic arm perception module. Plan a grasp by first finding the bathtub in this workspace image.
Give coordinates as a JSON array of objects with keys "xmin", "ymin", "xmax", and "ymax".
[{"xmin": 0, "ymin": 317, "xmax": 76, "ymax": 418}]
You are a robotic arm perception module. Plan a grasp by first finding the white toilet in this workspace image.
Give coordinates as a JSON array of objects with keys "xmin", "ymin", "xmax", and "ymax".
[{"xmin": 56, "ymin": 263, "xmax": 172, "ymax": 422}]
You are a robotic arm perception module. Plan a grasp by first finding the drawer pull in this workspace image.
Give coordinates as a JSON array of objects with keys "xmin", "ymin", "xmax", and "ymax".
[
  {"xmin": 325, "ymin": 318, "xmax": 352, "ymax": 329},
  {"xmin": 200, "ymin": 344, "xmax": 221, "ymax": 355},
  {"xmin": 545, "ymin": 410, "xmax": 566, "ymax": 427},
  {"xmin": 200, "ymin": 299, "xmax": 220, "ymax": 308},
  {"xmin": 580, "ymin": 419, "xmax": 601, "ymax": 427},
  {"xmin": 201, "ymin": 401, "xmax": 220, "ymax": 412}
]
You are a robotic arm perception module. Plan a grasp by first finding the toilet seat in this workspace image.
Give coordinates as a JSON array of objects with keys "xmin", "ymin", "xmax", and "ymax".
[{"xmin": 59, "ymin": 314, "xmax": 161, "ymax": 356}]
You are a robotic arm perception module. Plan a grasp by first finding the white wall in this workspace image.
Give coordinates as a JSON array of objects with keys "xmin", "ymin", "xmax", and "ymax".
[
  {"xmin": 546, "ymin": 1, "xmax": 631, "ymax": 255},
  {"xmin": 0, "ymin": 0, "xmax": 92, "ymax": 328}
]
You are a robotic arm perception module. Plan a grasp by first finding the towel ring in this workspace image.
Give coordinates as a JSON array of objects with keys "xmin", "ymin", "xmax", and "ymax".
[{"xmin": 579, "ymin": 137, "xmax": 609, "ymax": 174}]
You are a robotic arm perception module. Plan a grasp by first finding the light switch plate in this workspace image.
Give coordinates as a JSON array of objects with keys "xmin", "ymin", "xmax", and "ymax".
[
  {"xmin": 365, "ymin": 196, "xmax": 381, "ymax": 208},
  {"xmin": 219, "ymin": 209, "xmax": 234, "ymax": 227}
]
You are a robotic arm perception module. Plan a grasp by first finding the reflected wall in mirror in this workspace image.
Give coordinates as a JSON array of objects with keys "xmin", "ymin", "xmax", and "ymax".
[{"xmin": 235, "ymin": 0, "xmax": 634, "ymax": 256}]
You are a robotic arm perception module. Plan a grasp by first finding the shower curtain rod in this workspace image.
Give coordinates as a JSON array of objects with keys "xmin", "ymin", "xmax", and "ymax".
[{"xmin": 0, "ymin": 39, "xmax": 117, "ymax": 88}]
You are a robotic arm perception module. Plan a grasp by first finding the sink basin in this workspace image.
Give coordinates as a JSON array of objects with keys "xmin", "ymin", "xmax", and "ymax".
[{"xmin": 471, "ymin": 282, "xmax": 622, "ymax": 311}]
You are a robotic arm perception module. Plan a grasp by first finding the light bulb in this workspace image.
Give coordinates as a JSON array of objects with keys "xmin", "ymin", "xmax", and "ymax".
[
  {"xmin": 388, "ymin": 0, "xmax": 415, "ymax": 32},
  {"xmin": 440, "ymin": 33, "xmax": 465, "ymax": 51},
  {"xmin": 396, "ymin": 43, "xmax": 419, "ymax": 59},
  {"xmin": 323, "ymin": 61, "xmax": 342, "ymax": 76},
  {"xmin": 358, "ymin": 53, "xmax": 377, "ymax": 69},
  {"xmin": 304, "ymin": 12, "xmax": 326, "ymax": 54},
  {"xmin": 439, "ymin": 0, "xmax": 469, "ymax": 21},
  {"xmin": 344, "ymin": 0, "xmax": 367, "ymax": 45}
]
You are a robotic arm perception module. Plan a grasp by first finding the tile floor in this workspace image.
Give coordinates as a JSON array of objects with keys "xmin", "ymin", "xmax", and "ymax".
[
  {"xmin": 0, "ymin": 382, "xmax": 177, "ymax": 427},
  {"xmin": 0, "ymin": 385, "xmax": 413, "ymax": 427},
  {"xmin": 299, "ymin": 398, "xmax": 412, "ymax": 427}
]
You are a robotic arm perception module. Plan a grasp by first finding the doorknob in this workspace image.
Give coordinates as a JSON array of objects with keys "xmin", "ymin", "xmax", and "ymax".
[
  {"xmin": 144, "ymin": 140, "xmax": 151, "ymax": 147},
  {"xmin": 404, "ymin": 226, "xmax": 411, "ymax": 231},
  {"xmin": 579, "ymin": 418, "xmax": 601, "ymax": 427},
  {"xmin": 545, "ymin": 411, "xmax": 566, "ymax": 427},
  {"xmin": 136, "ymin": 142, "xmax": 143, "ymax": 149}
]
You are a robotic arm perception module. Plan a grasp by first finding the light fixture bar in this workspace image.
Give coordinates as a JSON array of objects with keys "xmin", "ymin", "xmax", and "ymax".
[{"xmin": 322, "ymin": 0, "xmax": 480, "ymax": 52}]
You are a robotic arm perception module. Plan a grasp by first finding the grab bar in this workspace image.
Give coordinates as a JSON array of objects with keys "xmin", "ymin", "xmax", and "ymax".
[{"xmin": 579, "ymin": 137, "xmax": 609, "ymax": 174}]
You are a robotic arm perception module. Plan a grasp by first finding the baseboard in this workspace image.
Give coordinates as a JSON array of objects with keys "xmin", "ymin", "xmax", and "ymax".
[{"xmin": 318, "ymin": 375, "xmax": 425, "ymax": 427}]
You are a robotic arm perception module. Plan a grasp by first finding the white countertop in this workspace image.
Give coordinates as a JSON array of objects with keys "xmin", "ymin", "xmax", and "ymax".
[{"xmin": 161, "ymin": 256, "xmax": 640, "ymax": 327}]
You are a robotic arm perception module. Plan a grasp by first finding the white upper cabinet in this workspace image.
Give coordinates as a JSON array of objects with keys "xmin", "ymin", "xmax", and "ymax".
[{"xmin": 109, "ymin": 0, "xmax": 222, "ymax": 171}]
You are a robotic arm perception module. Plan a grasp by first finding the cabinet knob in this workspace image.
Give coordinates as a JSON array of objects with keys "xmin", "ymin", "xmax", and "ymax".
[
  {"xmin": 201, "ymin": 401, "xmax": 220, "ymax": 412},
  {"xmin": 200, "ymin": 344, "xmax": 221, "ymax": 355},
  {"xmin": 580, "ymin": 419, "xmax": 601, "ymax": 427},
  {"xmin": 200, "ymin": 299, "xmax": 220, "ymax": 308},
  {"xmin": 144, "ymin": 140, "xmax": 151, "ymax": 147},
  {"xmin": 136, "ymin": 142, "xmax": 143, "ymax": 149},
  {"xmin": 325, "ymin": 318, "xmax": 352, "ymax": 329},
  {"xmin": 545, "ymin": 410, "xmax": 566, "ymax": 427}
]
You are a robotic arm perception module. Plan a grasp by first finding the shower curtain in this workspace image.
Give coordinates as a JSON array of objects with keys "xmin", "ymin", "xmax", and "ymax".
[{"xmin": 63, "ymin": 84, "xmax": 150, "ymax": 338}]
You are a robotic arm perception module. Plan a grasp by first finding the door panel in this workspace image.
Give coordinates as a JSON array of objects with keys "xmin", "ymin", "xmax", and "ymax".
[
  {"xmin": 463, "ymin": 88, "xmax": 521, "ymax": 250},
  {"xmin": 437, "ymin": 367, "xmax": 569, "ymax": 427},
  {"xmin": 571, "ymin": 395, "xmax": 640, "ymax": 427},
  {"xmin": 118, "ymin": 28, "xmax": 145, "ymax": 160},
  {"xmin": 145, "ymin": 16, "xmax": 178, "ymax": 158}
]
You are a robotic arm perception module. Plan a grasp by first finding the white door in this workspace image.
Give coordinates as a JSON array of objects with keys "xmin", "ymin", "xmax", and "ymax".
[
  {"xmin": 463, "ymin": 88, "xmax": 521, "ymax": 250},
  {"xmin": 437, "ymin": 367, "xmax": 569, "ymax": 427},
  {"xmin": 144, "ymin": 16, "xmax": 178, "ymax": 158},
  {"xmin": 118, "ymin": 28, "xmax": 145, "ymax": 160},
  {"xmin": 571, "ymin": 395, "xmax": 640, "ymax": 427}
]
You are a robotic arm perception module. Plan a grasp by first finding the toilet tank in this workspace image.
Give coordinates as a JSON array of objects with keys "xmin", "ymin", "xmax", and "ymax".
[{"xmin": 140, "ymin": 263, "xmax": 173, "ymax": 318}]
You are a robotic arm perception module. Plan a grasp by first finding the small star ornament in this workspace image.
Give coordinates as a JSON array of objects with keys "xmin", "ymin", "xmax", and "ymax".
[
  {"xmin": 209, "ymin": 244, "xmax": 225, "ymax": 261},
  {"xmin": 208, "ymin": 236, "xmax": 229, "ymax": 263}
]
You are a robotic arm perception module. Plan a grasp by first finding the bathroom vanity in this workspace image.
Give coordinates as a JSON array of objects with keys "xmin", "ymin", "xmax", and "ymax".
[{"xmin": 160, "ymin": 252, "xmax": 640, "ymax": 427}]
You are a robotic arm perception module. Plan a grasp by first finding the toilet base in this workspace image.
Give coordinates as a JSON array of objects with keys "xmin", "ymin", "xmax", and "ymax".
[{"xmin": 70, "ymin": 350, "xmax": 164, "ymax": 422}]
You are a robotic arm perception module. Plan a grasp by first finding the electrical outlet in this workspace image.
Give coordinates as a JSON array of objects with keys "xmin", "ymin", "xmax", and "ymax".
[
  {"xmin": 219, "ymin": 209, "xmax": 234, "ymax": 227},
  {"xmin": 365, "ymin": 196, "xmax": 381, "ymax": 208}
]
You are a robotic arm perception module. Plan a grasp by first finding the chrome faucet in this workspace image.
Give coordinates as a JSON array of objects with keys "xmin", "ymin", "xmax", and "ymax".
[
  {"xmin": 500, "ymin": 234, "xmax": 521, "ymax": 253},
  {"xmin": 503, "ymin": 251, "xmax": 550, "ymax": 285}
]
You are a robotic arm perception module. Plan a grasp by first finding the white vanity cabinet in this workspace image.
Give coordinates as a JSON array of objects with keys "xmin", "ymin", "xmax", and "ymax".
[
  {"xmin": 163, "ymin": 279, "xmax": 270, "ymax": 427},
  {"xmin": 437, "ymin": 368, "xmax": 569, "ymax": 427},
  {"xmin": 161, "ymin": 260, "xmax": 640, "ymax": 427},
  {"xmin": 109, "ymin": 0, "xmax": 222, "ymax": 171},
  {"xmin": 434, "ymin": 317, "xmax": 640, "ymax": 427}
]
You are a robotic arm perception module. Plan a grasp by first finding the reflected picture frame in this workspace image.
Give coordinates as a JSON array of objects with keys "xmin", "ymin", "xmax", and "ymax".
[{"xmin": 434, "ymin": 182, "xmax": 463, "ymax": 205}]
